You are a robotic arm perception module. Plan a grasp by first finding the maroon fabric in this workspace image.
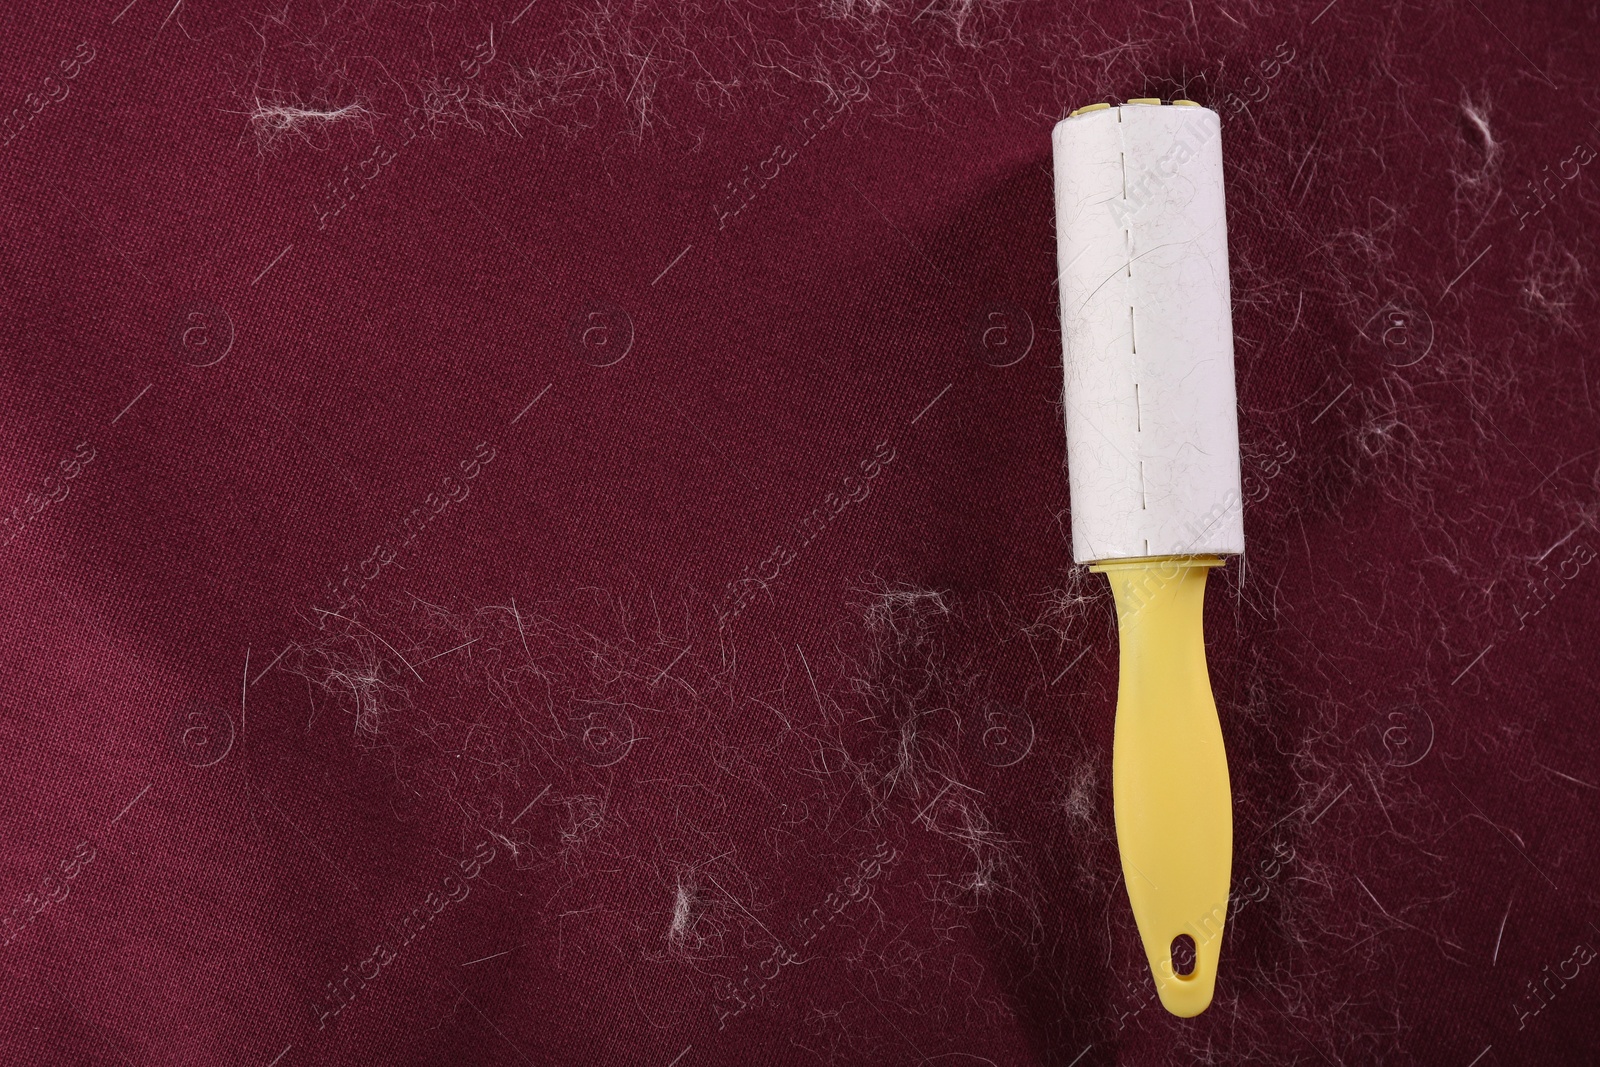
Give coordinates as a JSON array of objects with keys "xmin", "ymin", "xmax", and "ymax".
[{"xmin": 3, "ymin": 1, "xmax": 1598, "ymax": 1064}]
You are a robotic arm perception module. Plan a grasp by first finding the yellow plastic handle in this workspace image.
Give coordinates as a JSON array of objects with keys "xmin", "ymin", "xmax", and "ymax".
[{"xmin": 1092, "ymin": 556, "xmax": 1233, "ymax": 1017}]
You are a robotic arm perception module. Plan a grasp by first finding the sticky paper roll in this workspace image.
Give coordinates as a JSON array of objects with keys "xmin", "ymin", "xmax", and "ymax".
[{"xmin": 1052, "ymin": 103, "xmax": 1244, "ymax": 564}]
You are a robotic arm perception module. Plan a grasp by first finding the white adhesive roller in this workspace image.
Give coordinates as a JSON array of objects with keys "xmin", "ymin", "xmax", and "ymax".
[
  {"xmin": 1051, "ymin": 100, "xmax": 1244, "ymax": 1018},
  {"xmin": 1053, "ymin": 101, "xmax": 1243, "ymax": 564}
]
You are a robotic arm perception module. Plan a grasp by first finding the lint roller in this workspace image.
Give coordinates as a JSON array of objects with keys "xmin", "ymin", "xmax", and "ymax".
[{"xmin": 1051, "ymin": 99, "xmax": 1243, "ymax": 1017}]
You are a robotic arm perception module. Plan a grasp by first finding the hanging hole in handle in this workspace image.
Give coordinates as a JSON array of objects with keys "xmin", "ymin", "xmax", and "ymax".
[{"xmin": 1169, "ymin": 934, "xmax": 1197, "ymax": 978}]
